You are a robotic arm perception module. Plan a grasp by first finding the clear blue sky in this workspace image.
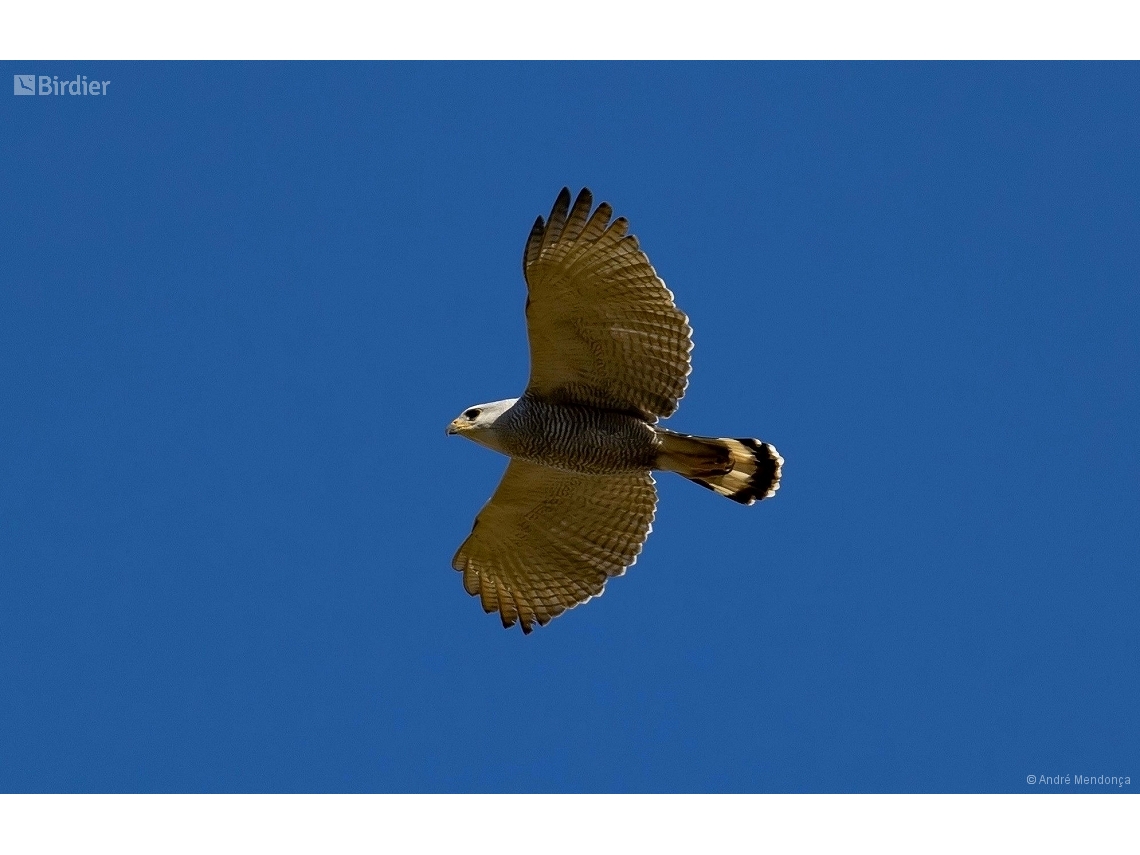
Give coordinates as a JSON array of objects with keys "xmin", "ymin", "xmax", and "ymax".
[{"xmin": 1, "ymin": 62, "xmax": 1137, "ymax": 793}]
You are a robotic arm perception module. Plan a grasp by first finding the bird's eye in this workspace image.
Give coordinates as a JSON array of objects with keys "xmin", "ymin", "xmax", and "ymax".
[{"xmin": 464, "ymin": 408, "xmax": 481, "ymax": 420}]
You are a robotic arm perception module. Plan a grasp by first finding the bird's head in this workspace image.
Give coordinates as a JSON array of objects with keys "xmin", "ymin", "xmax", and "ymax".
[{"xmin": 446, "ymin": 398, "xmax": 518, "ymax": 449}]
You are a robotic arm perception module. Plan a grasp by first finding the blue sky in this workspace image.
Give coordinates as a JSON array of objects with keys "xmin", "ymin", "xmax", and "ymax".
[{"xmin": 1, "ymin": 62, "xmax": 1137, "ymax": 793}]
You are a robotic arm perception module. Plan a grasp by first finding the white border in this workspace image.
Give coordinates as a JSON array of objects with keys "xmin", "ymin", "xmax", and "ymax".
[
  {"xmin": 2, "ymin": 1, "xmax": 1138, "ymax": 59},
  {"xmin": 0, "ymin": 794, "xmax": 1136, "ymax": 853}
]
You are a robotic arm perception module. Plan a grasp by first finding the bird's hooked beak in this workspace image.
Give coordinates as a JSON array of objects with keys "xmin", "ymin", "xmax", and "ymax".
[{"xmin": 446, "ymin": 418, "xmax": 464, "ymax": 436}]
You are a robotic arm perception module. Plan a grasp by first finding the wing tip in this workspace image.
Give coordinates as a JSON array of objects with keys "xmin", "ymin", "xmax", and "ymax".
[{"xmin": 551, "ymin": 187, "xmax": 571, "ymax": 218}]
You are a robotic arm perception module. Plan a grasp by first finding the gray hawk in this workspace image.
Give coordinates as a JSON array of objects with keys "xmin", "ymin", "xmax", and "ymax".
[{"xmin": 447, "ymin": 188, "xmax": 782, "ymax": 633}]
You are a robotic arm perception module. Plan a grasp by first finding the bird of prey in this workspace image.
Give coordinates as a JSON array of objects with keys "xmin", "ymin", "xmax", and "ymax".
[{"xmin": 447, "ymin": 188, "xmax": 782, "ymax": 633}]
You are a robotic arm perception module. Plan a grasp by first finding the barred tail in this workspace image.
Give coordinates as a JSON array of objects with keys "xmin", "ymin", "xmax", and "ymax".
[{"xmin": 654, "ymin": 429, "xmax": 783, "ymax": 505}]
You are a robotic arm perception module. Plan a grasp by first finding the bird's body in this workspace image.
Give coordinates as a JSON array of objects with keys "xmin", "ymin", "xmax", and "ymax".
[
  {"xmin": 467, "ymin": 395, "xmax": 659, "ymax": 475},
  {"xmin": 448, "ymin": 188, "xmax": 783, "ymax": 633}
]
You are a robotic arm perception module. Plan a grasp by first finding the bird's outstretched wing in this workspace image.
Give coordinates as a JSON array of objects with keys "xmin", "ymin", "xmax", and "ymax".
[
  {"xmin": 452, "ymin": 459, "xmax": 657, "ymax": 633},
  {"xmin": 522, "ymin": 187, "xmax": 693, "ymax": 421}
]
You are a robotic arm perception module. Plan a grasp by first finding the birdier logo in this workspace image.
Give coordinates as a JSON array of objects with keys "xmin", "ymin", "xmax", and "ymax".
[{"xmin": 13, "ymin": 74, "xmax": 110, "ymax": 96}]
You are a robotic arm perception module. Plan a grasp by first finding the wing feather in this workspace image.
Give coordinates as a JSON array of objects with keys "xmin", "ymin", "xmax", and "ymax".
[
  {"xmin": 452, "ymin": 460, "xmax": 657, "ymax": 633},
  {"xmin": 539, "ymin": 187, "xmax": 572, "ymax": 254},
  {"xmin": 578, "ymin": 200, "xmax": 613, "ymax": 243},
  {"xmin": 558, "ymin": 188, "xmax": 593, "ymax": 248}
]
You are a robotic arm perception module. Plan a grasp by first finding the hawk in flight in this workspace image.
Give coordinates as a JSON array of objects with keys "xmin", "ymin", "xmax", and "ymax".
[{"xmin": 448, "ymin": 188, "xmax": 782, "ymax": 633}]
